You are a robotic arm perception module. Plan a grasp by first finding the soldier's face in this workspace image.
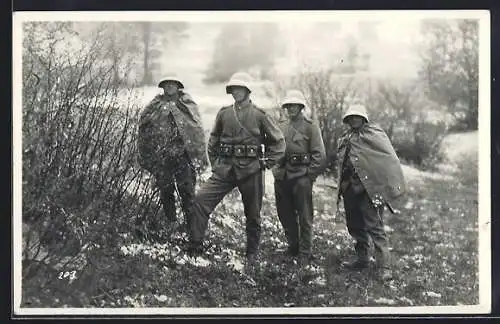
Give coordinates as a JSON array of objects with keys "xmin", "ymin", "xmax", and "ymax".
[
  {"xmin": 230, "ymin": 87, "xmax": 249, "ymax": 103},
  {"xmin": 347, "ymin": 115, "xmax": 365, "ymax": 129},
  {"xmin": 285, "ymin": 104, "xmax": 303, "ymax": 120},
  {"xmin": 162, "ymin": 82, "xmax": 179, "ymax": 96}
]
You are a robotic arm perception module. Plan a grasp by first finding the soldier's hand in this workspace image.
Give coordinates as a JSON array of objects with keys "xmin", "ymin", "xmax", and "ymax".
[
  {"xmin": 307, "ymin": 173, "xmax": 317, "ymax": 182},
  {"xmin": 263, "ymin": 160, "xmax": 274, "ymax": 170}
]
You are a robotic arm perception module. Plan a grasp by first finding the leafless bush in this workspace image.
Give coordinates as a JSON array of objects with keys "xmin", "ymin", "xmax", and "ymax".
[
  {"xmin": 298, "ymin": 70, "xmax": 359, "ymax": 175},
  {"xmin": 21, "ymin": 22, "xmax": 162, "ymax": 306},
  {"xmin": 266, "ymin": 69, "xmax": 448, "ymax": 173}
]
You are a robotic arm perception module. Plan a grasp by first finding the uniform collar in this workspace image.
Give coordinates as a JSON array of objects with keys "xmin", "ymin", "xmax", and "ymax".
[
  {"xmin": 234, "ymin": 98, "xmax": 252, "ymax": 110},
  {"xmin": 162, "ymin": 92, "xmax": 180, "ymax": 102}
]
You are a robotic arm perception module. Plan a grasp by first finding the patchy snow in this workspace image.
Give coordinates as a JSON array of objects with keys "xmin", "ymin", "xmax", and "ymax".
[
  {"xmin": 371, "ymin": 297, "xmax": 397, "ymax": 305},
  {"xmin": 423, "ymin": 291, "xmax": 442, "ymax": 299}
]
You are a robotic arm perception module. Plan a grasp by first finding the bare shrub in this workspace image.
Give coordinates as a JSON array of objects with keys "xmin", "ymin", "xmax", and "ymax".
[
  {"xmin": 21, "ymin": 22, "xmax": 162, "ymax": 306},
  {"xmin": 266, "ymin": 70, "xmax": 448, "ymax": 173}
]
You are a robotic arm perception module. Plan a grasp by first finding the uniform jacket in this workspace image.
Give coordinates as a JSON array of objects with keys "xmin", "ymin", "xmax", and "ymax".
[
  {"xmin": 336, "ymin": 123, "xmax": 406, "ymax": 205},
  {"xmin": 137, "ymin": 91, "xmax": 208, "ymax": 173},
  {"xmin": 208, "ymin": 99, "xmax": 286, "ymax": 180},
  {"xmin": 272, "ymin": 114, "xmax": 326, "ymax": 181}
]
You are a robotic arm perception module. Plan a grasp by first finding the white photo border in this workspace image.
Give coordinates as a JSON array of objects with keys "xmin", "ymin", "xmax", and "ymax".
[{"xmin": 12, "ymin": 9, "xmax": 492, "ymax": 316}]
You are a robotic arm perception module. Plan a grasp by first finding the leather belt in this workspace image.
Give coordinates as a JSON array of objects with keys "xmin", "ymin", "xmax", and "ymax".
[
  {"xmin": 287, "ymin": 153, "xmax": 311, "ymax": 165},
  {"xmin": 219, "ymin": 144, "xmax": 259, "ymax": 158}
]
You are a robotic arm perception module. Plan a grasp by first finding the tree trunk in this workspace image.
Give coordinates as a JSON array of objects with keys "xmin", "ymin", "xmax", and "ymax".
[
  {"xmin": 466, "ymin": 91, "xmax": 478, "ymax": 130},
  {"xmin": 113, "ymin": 54, "xmax": 120, "ymax": 86},
  {"xmin": 142, "ymin": 22, "xmax": 153, "ymax": 86}
]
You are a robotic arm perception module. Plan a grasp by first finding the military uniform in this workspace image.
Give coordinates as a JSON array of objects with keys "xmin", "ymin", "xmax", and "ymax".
[
  {"xmin": 337, "ymin": 105, "xmax": 406, "ymax": 274},
  {"xmin": 137, "ymin": 77, "xmax": 207, "ymax": 236},
  {"xmin": 188, "ymin": 72, "xmax": 286, "ymax": 258},
  {"xmin": 273, "ymin": 90, "xmax": 326, "ymax": 259}
]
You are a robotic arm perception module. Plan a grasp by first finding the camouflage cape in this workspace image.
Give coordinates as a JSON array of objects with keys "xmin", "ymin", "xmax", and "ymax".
[
  {"xmin": 138, "ymin": 91, "xmax": 208, "ymax": 173},
  {"xmin": 337, "ymin": 123, "xmax": 406, "ymax": 205}
]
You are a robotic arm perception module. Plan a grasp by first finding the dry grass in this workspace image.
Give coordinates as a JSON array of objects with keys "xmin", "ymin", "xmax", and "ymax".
[{"xmin": 22, "ymin": 163, "xmax": 479, "ymax": 308}]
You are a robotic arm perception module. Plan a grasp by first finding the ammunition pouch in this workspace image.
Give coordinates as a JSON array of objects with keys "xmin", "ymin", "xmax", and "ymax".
[
  {"xmin": 287, "ymin": 153, "xmax": 311, "ymax": 166},
  {"xmin": 219, "ymin": 144, "xmax": 259, "ymax": 158},
  {"xmin": 219, "ymin": 144, "xmax": 233, "ymax": 157}
]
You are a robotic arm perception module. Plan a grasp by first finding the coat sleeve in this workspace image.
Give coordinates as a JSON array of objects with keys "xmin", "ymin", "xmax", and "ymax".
[
  {"xmin": 207, "ymin": 109, "xmax": 224, "ymax": 167},
  {"xmin": 179, "ymin": 93, "xmax": 209, "ymax": 168},
  {"xmin": 307, "ymin": 122, "xmax": 327, "ymax": 180},
  {"xmin": 261, "ymin": 112, "xmax": 286, "ymax": 168}
]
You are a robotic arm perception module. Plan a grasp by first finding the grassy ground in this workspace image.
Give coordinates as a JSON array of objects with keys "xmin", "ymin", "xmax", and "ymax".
[
  {"xmin": 20, "ymin": 125, "xmax": 480, "ymax": 309},
  {"xmin": 22, "ymin": 159, "xmax": 478, "ymax": 308}
]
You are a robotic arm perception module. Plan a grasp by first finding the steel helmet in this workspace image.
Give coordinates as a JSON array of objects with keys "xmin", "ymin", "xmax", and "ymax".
[
  {"xmin": 342, "ymin": 103, "xmax": 369, "ymax": 123},
  {"xmin": 158, "ymin": 76, "xmax": 184, "ymax": 89},
  {"xmin": 281, "ymin": 89, "xmax": 307, "ymax": 108},
  {"xmin": 225, "ymin": 72, "xmax": 252, "ymax": 94}
]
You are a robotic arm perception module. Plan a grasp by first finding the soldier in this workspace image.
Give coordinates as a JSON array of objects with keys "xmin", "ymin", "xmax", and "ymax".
[
  {"xmin": 336, "ymin": 104, "xmax": 406, "ymax": 280},
  {"xmin": 272, "ymin": 90, "xmax": 326, "ymax": 264},
  {"xmin": 187, "ymin": 72, "xmax": 286, "ymax": 264},
  {"xmin": 137, "ymin": 76, "xmax": 207, "ymax": 241}
]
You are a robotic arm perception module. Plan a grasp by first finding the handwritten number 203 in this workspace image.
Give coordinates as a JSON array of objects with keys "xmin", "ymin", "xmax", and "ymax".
[{"xmin": 58, "ymin": 270, "xmax": 77, "ymax": 280}]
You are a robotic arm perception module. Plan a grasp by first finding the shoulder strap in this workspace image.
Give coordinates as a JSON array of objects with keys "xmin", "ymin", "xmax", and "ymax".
[
  {"xmin": 288, "ymin": 117, "xmax": 309, "ymax": 143},
  {"xmin": 232, "ymin": 104, "xmax": 261, "ymax": 140},
  {"xmin": 288, "ymin": 122, "xmax": 303, "ymax": 137}
]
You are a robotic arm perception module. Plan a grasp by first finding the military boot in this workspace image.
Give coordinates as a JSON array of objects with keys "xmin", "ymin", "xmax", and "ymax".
[
  {"xmin": 298, "ymin": 253, "xmax": 313, "ymax": 266},
  {"xmin": 342, "ymin": 248, "xmax": 369, "ymax": 270},
  {"xmin": 244, "ymin": 251, "xmax": 260, "ymax": 276},
  {"xmin": 285, "ymin": 244, "xmax": 299, "ymax": 257},
  {"xmin": 185, "ymin": 240, "xmax": 204, "ymax": 257},
  {"xmin": 379, "ymin": 268, "xmax": 393, "ymax": 281},
  {"xmin": 374, "ymin": 245, "xmax": 392, "ymax": 280},
  {"xmin": 246, "ymin": 252, "xmax": 259, "ymax": 265},
  {"xmin": 342, "ymin": 258, "xmax": 369, "ymax": 270},
  {"xmin": 246, "ymin": 225, "xmax": 261, "ymax": 261},
  {"xmin": 343, "ymin": 242, "xmax": 369, "ymax": 270}
]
